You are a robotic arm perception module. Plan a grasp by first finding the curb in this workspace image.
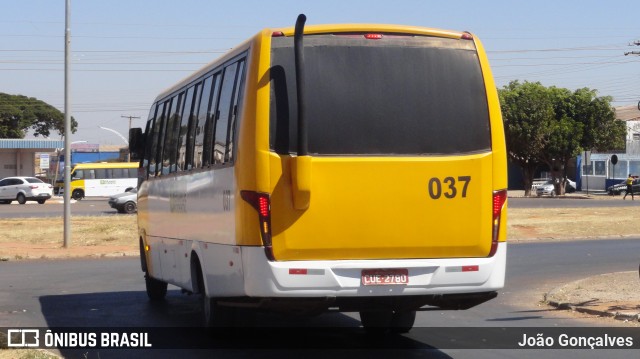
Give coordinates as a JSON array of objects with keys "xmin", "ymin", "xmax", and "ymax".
[
  {"xmin": 544, "ymin": 273, "xmax": 640, "ymax": 322},
  {"xmin": 546, "ymin": 297, "xmax": 640, "ymax": 322}
]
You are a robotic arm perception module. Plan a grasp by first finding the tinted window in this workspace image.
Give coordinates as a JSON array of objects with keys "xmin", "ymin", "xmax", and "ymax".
[
  {"xmin": 142, "ymin": 104, "xmax": 156, "ymax": 179},
  {"xmin": 150, "ymin": 102, "xmax": 166, "ymax": 177},
  {"xmin": 25, "ymin": 177, "xmax": 43, "ymax": 184},
  {"xmin": 162, "ymin": 94, "xmax": 182, "ymax": 174},
  {"xmin": 177, "ymin": 85, "xmax": 197, "ymax": 171},
  {"xmin": 270, "ymin": 35, "xmax": 491, "ymax": 155},
  {"xmin": 204, "ymin": 74, "xmax": 222, "ymax": 166},
  {"xmin": 213, "ymin": 63, "xmax": 239, "ymax": 164},
  {"xmin": 95, "ymin": 169, "xmax": 107, "ymax": 179},
  {"xmin": 193, "ymin": 75, "xmax": 214, "ymax": 169},
  {"xmin": 228, "ymin": 60, "xmax": 246, "ymax": 162}
]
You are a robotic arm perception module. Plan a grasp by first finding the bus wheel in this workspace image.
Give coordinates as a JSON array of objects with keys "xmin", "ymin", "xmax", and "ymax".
[
  {"xmin": 202, "ymin": 297, "xmax": 236, "ymax": 327},
  {"xmin": 359, "ymin": 311, "xmax": 393, "ymax": 334},
  {"xmin": 196, "ymin": 266, "xmax": 235, "ymax": 327},
  {"xmin": 144, "ymin": 273, "xmax": 167, "ymax": 301},
  {"xmin": 390, "ymin": 310, "xmax": 416, "ymax": 334},
  {"xmin": 72, "ymin": 189, "xmax": 84, "ymax": 201}
]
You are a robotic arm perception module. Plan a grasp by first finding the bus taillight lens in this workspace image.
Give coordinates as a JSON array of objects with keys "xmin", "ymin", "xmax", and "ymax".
[
  {"xmin": 364, "ymin": 33, "xmax": 383, "ymax": 40},
  {"xmin": 241, "ymin": 191, "xmax": 274, "ymax": 260},
  {"xmin": 490, "ymin": 189, "xmax": 507, "ymax": 257}
]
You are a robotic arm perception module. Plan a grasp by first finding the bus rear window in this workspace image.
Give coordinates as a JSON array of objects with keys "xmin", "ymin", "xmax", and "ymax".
[{"xmin": 270, "ymin": 34, "xmax": 491, "ymax": 155}]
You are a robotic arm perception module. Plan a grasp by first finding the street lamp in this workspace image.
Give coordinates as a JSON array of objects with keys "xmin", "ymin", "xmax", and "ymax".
[{"xmin": 98, "ymin": 126, "xmax": 130, "ymax": 161}]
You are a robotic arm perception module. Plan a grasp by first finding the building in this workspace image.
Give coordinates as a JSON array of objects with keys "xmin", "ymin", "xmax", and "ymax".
[
  {"xmin": 0, "ymin": 139, "xmax": 128, "ymax": 180},
  {"xmin": 580, "ymin": 105, "xmax": 640, "ymax": 191},
  {"xmin": 0, "ymin": 139, "xmax": 63, "ymax": 179}
]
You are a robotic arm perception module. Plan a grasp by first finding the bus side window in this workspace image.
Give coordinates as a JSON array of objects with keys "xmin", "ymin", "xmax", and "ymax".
[
  {"xmin": 228, "ymin": 59, "xmax": 246, "ymax": 162},
  {"xmin": 151, "ymin": 102, "xmax": 167, "ymax": 178},
  {"xmin": 95, "ymin": 169, "xmax": 106, "ymax": 179},
  {"xmin": 73, "ymin": 170, "xmax": 83, "ymax": 179},
  {"xmin": 185, "ymin": 83, "xmax": 201, "ymax": 171},
  {"xmin": 213, "ymin": 62, "xmax": 239, "ymax": 165},
  {"xmin": 142, "ymin": 104, "xmax": 157, "ymax": 180},
  {"xmin": 177, "ymin": 85, "xmax": 197, "ymax": 172},
  {"xmin": 203, "ymin": 73, "xmax": 222, "ymax": 167},
  {"xmin": 193, "ymin": 75, "xmax": 214, "ymax": 169},
  {"xmin": 163, "ymin": 94, "xmax": 183, "ymax": 175}
]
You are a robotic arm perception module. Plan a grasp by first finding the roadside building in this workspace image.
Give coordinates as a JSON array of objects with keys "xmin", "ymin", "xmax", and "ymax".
[
  {"xmin": 0, "ymin": 139, "xmax": 63, "ymax": 179},
  {"xmin": 579, "ymin": 105, "xmax": 640, "ymax": 192}
]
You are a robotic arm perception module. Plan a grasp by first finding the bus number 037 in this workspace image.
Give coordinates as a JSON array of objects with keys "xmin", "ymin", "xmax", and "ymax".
[{"xmin": 428, "ymin": 176, "xmax": 471, "ymax": 199}]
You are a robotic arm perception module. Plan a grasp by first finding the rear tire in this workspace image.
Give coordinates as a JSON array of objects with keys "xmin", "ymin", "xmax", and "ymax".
[
  {"xmin": 360, "ymin": 310, "xmax": 416, "ymax": 334},
  {"xmin": 144, "ymin": 273, "xmax": 167, "ymax": 301},
  {"xmin": 123, "ymin": 201, "xmax": 137, "ymax": 214},
  {"xmin": 360, "ymin": 311, "xmax": 393, "ymax": 334},
  {"xmin": 390, "ymin": 310, "xmax": 416, "ymax": 334},
  {"xmin": 72, "ymin": 189, "xmax": 84, "ymax": 201},
  {"xmin": 196, "ymin": 265, "xmax": 235, "ymax": 327},
  {"xmin": 17, "ymin": 193, "xmax": 26, "ymax": 205},
  {"xmin": 37, "ymin": 199, "xmax": 46, "ymax": 204}
]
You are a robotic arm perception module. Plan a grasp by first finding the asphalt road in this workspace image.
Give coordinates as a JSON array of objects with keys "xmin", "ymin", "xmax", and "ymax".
[{"xmin": 2, "ymin": 239, "xmax": 640, "ymax": 358}]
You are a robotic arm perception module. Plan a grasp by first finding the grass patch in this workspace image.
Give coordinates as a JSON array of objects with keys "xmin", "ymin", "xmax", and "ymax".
[{"xmin": 0, "ymin": 215, "xmax": 137, "ymax": 247}]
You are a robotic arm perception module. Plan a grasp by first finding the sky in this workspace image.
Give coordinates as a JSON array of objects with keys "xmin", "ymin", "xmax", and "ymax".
[{"xmin": 1, "ymin": 0, "xmax": 639, "ymax": 145}]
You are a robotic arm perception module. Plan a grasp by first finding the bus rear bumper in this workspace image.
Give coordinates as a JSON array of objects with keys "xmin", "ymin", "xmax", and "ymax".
[{"xmin": 241, "ymin": 242, "xmax": 506, "ymax": 303}]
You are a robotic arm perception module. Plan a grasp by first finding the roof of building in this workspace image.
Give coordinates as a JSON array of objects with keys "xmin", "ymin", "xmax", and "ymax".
[
  {"xmin": 615, "ymin": 105, "xmax": 640, "ymax": 122},
  {"xmin": 0, "ymin": 139, "xmax": 64, "ymax": 149}
]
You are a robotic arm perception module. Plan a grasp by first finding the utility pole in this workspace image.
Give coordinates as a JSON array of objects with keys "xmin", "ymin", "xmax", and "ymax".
[
  {"xmin": 121, "ymin": 115, "xmax": 140, "ymax": 162},
  {"xmin": 63, "ymin": 0, "xmax": 71, "ymax": 248},
  {"xmin": 121, "ymin": 115, "xmax": 140, "ymax": 132}
]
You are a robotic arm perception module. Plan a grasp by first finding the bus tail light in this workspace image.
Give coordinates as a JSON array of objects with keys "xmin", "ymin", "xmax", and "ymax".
[
  {"xmin": 241, "ymin": 191, "xmax": 274, "ymax": 260},
  {"xmin": 490, "ymin": 189, "xmax": 507, "ymax": 257},
  {"xmin": 364, "ymin": 33, "xmax": 383, "ymax": 40}
]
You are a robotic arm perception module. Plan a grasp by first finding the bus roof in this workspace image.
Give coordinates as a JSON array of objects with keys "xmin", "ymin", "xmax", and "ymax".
[
  {"xmin": 152, "ymin": 23, "xmax": 471, "ymax": 104},
  {"xmin": 72, "ymin": 162, "xmax": 138, "ymax": 169}
]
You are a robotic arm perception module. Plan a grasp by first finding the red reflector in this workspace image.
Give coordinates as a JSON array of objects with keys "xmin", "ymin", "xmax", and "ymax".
[
  {"xmin": 461, "ymin": 32, "xmax": 473, "ymax": 40},
  {"xmin": 272, "ymin": 31, "xmax": 285, "ymax": 37},
  {"xmin": 462, "ymin": 265, "xmax": 479, "ymax": 272},
  {"xmin": 289, "ymin": 268, "xmax": 308, "ymax": 275},
  {"xmin": 364, "ymin": 33, "xmax": 383, "ymax": 40}
]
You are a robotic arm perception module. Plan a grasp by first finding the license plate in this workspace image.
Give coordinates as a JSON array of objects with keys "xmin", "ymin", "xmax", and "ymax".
[{"xmin": 361, "ymin": 269, "xmax": 409, "ymax": 286}]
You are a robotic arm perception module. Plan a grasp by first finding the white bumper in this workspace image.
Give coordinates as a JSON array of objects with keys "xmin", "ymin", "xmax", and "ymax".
[{"xmin": 240, "ymin": 243, "xmax": 506, "ymax": 298}]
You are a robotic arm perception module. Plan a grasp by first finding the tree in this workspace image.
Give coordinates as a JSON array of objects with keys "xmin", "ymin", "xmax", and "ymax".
[
  {"xmin": 498, "ymin": 81, "xmax": 553, "ymax": 196},
  {"xmin": 499, "ymin": 82, "xmax": 626, "ymax": 196},
  {"xmin": 0, "ymin": 93, "xmax": 77, "ymax": 138}
]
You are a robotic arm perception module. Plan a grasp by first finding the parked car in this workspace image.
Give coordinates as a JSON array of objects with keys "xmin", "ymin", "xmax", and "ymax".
[
  {"xmin": 0, "ymin": 176, "xmax": 53, "ymax": 204},
  {"xmin": 607, "ymin": 177, "xmax": 640, "ymax": 196},
  {"xmin": 108, "ymin": 187, "xmax": 137, "ymax": 214},
  {"xmin": 536, "ymin": 178, "xmax": 576, "ymax": 197}
]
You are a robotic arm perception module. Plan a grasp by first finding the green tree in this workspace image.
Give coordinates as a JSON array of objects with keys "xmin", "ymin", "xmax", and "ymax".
[
  {"xmin": 0, "ymin": 93, "xmax": 78, "ymax": 138},
  {"xmin": 498, "ymin": 81, "xmax": 553, "ymax": 196},
  {"xmin": 499, "ymin": 82, "xmax": 626, "ymax": 196}
]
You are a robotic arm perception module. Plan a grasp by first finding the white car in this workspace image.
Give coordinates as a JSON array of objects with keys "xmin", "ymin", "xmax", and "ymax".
[
  {"xmin": 536, "ymin": 178, "xmax": 577, "ymax": 197},
  {"xmin": 0, "ymin": 176, "xmax": 53, "ymax": 204}
]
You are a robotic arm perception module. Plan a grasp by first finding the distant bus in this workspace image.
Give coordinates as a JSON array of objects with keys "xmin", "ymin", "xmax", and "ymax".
[
  {"xmin": 54, "ymin": 162, "xmax": 138, "ymax": 200},
  {"xmin": 129, "ymin": 15, "xmax": 508, "ymax": 332}
]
